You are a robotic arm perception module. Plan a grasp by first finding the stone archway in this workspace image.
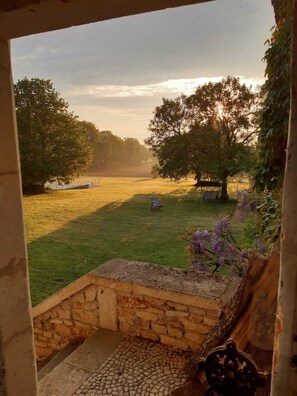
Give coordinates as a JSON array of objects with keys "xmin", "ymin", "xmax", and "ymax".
[{"xmin": 0, "ymin": 1, "xmax": 296, "ymax": 395}]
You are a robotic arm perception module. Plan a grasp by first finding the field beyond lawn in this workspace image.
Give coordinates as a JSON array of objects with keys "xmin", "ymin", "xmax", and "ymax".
[{"xmin": 23, "ymin": 177, "xmax": 249, "ymax": 306}]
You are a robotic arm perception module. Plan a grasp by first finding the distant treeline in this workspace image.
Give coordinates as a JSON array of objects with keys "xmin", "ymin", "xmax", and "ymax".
[
  {"xmin": 15, "ymin": 77, "xmax": 155, "ymax": 193},
  {"xmin": 80, "ymin": 121, "xmax": 154, "ymax": 173}
]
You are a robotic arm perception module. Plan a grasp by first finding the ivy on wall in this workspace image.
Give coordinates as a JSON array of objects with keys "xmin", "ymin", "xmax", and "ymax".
[{"xmin": 253, "ymin": 0, "xmax": 292, "ymax": 192}]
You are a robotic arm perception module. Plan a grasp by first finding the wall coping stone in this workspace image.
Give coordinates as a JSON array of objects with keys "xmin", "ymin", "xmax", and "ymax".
[
  {"xmin": 33, "ymin": 259, "xmax": 241, "ymax": 319},
  {"xmin": 89, "ymin": 259, "xmax": 239, "ymax": 301},
  {"xmin": 32, "ymin": 276, "xmax": 91, "ymax": 318}
]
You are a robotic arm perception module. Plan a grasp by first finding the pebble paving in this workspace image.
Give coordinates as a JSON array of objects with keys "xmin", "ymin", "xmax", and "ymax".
[{"xmin": 73, "ymin": 336, "xmax": 192, "ymax": 396}]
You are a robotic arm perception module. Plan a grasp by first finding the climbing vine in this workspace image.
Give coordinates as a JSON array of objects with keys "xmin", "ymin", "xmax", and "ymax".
[{"xmin": 253, "ymin": 0, "xmax": 292, "ymax": 192}]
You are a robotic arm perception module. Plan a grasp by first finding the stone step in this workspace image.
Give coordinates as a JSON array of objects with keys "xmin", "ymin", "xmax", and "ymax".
[
  {"xmin": 38, "ymin": 329, "xmax": 124, "ymax": 396},
  {"xmin": 38, "ymin": 339, "xmax": 84, "ymax": 381}
]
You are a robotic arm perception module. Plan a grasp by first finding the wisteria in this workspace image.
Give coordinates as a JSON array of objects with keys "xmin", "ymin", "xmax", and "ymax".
[
  {"xmin": 187, "ymin": 216, "xmax": 251, "ymax": 277},
  {"xmin": 193, "ymin": 230, "xmax": 210, "ymax": 253},
  {"xmin": 213, "ymin": 216, "xmax": 232, "ymax": 237},
  {"xmin": 235, "ymin": 190, "xmax": 257, "ymax": 221},
  {"xmin": 185, "ymin": 190, "xmax": 268, "ymax": 276}
]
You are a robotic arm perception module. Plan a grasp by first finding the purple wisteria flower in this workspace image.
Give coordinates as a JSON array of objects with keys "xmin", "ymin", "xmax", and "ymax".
[
  {"xmin": 192, "ymin": 230, "xmax": 210, "ymax": 254},
  {"xmin": 211, "ymin": 235, "xmax": 225, "ymax": 256},
  {"xmin": 193, "ymin": 260, "xmax": 209, "ymax": 273},
  {"xmin": 213, "ymin": 217, "xmax": 232, "ymax": 237},
  {"xmin": 187, "ymin": 213, "xmax": 255, "ymax": 276},
  {"xmin": 235, "ymin": 190, "xmax": 257, "ymax": 221},
  {"xmin": 193, "ymin": 230, "xmax": 210, "ymax": 243}
]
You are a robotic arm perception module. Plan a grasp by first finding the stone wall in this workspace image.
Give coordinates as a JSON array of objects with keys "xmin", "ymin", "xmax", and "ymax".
[
  {"xmin": 33, "ymin": 259, "xmax": 239, "ymax": 361},
  {"xmin": 34, "ymin": 285, "xmax": 99, "ymax": 361},
  {"xmin": 117, "ymin": 292, "xmax": 218, "ymax": 351}
]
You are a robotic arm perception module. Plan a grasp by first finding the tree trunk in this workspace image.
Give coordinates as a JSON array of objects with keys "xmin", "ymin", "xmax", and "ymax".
[
  {"xmin": 22, "ymin": 183, "xmax": 45, "ymax": 195},
  {"xmin": 194, "ymin": 169, "xmax": 201, "ymax": 182},
  {"xmin": 220, "ymin": 178, "xmax": 229, "ymax": 201}
]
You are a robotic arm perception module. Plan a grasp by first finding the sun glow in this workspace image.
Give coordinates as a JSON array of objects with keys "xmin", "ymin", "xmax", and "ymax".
[{"xmin": 217, "ymin": 103, "xmax": 224, "ymax": 118}]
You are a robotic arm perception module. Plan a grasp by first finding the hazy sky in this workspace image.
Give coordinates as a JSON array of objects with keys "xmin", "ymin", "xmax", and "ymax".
[{"xmin": 11, "ymin": 0, "xmax": 274, "ymax": 142}]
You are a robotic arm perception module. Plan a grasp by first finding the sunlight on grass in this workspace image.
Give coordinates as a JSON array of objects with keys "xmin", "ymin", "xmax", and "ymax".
[{"xmin": 23, "ymin": 177, "xmax": 250, "ymax": 305}]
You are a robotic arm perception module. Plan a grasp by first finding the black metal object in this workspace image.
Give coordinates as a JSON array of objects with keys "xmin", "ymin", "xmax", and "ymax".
[{"xmin": 198, "ymin": 339, "xmax": 267, "ymax": 396}]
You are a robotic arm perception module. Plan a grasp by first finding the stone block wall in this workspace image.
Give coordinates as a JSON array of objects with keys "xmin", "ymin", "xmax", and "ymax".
[
  {"xmin": 34, "ymin": 285, "xmax": 99, "ymax": 361},
  {"xmin": 33, "ymin": 259, "xmax": 238, "ymax": 361},
  {"xmin": 117, "ymin": 293, "xmax": 219, "ymax": 351}
]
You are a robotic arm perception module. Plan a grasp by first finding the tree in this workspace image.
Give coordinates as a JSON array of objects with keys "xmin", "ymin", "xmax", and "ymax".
[
  {"xmin": 123, "ymin": 137, "xmax": 151, "ymax": 166},
  {"xmin": 146, "ymin": 96, "xmax": 188, "ymax": 150},
  {"xmin": 186, "ymin": 76, "xmax": 258, "ymax": 199},
  {"xmin": 145, "ymin": 96, "xmax": 186, "ymax": 143},
  {"xmin": 86, "ymin": 129, "xmax": 153, "ymax": 173},
  {"xmin": 15, "ymin": 78, "xmax": 93, "ymax": 193},
  {"xmin": 145, "ymin": 95, "xmax": 201, "ymax": 179},
  {"xmin": 93, "ymin": 130, "xmax": 123, "ymax": 170},
  {"xmin": 145, "ymin": 77, "xmax": 258, "ymax": 200},
  {"xmin": 154, "ymin": 124, "xmax": 219, "ymax": 181},
  {"xmin": 78, "ymin": 120, "xmax": 100, "ymax": 149}
]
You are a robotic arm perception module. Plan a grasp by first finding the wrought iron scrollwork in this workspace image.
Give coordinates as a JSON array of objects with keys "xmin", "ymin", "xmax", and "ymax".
[{"xmin": 198, "ymin": 339, "xmax": 267, "ymax": 396}]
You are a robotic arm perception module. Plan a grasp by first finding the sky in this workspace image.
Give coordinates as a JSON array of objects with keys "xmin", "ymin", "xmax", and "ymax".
[{"xmin": 11, "ymin": 0, "xmax": 275, "ymax": 142}]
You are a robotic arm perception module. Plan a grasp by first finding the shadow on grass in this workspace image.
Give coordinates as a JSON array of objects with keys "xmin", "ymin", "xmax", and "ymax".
[{"xmin": 28, "ymin": 190, "xmax": 238, "ymax": 305}]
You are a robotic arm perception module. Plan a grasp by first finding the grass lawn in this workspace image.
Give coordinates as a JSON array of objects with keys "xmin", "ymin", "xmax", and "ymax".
[{"xmin": 23, "ymin": 177, "xmax": 249, "ymax": 305}]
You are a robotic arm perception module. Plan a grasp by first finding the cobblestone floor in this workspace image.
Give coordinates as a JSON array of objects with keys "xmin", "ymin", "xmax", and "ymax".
[{"xmin": 73, "ymin": 336, "xmax": 191, "ymax": 396}]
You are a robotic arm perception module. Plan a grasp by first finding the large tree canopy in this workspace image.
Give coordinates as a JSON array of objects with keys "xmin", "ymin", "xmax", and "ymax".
[
  {"xmin": 145, "ymin": 76, "xmax": 258, "ymax": 200},
  {"xmin": 186, "ymin": 76, "xmax": 258, "ymax": 141},
  {"xmin": 146, "ymin": 96, "xmax": 188, "ymax": 151},
  {"xmin": 15, "ymin": 78, "xmax": 93, "ymax": 193},
  {"xmin": 154, "ymin": 124, "xmax": 220, "ymax": 181}
]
